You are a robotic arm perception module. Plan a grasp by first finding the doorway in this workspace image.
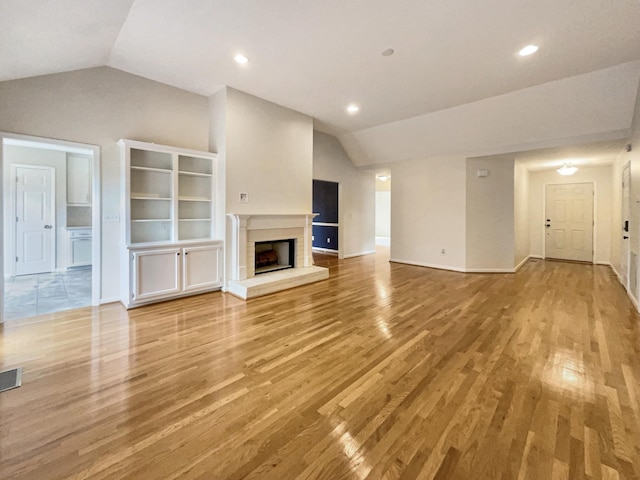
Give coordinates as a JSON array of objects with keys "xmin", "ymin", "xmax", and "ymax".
[
  {"xmin": 312, "ymin": 179, "xmax": 340, "ymax": 255},
  {"xmin": 0, "ymin": 133, "xmax": 101, "ymax": 323},
  {"xmin": 544, "ymin": 182, "xmax": 594, "ymax": 263},
  {"xmin": 13, "ymin": 165, "xmax": 56, "ymax": 275},
  {"xmin": 375, "ymin": 174, "xmax": 391, "ymax": 246}
]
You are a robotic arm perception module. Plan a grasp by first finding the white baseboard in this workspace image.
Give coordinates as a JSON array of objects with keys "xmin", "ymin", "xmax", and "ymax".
[
  {"xmin": 514, "ymin": 256, "xmax": 530, "ymax": 272},
  {"xmin": 465, "ymin": 267, "xmax": 516, "ymax": 273},
  {"xmin": 375, "ymin": 236, "xmax": 391, "ymax": 246},
  {"xmin": 100, "ymin": 296, "xmax": 120, "ymax": 305},
  {"xmin": 344, "ymin": 250, "xmax": 376, "ymax": 259},
  {"xmin": 609, "ymin": 263, "xmax": 623, "ymax": 284},
  {"xmin": 390, "ymin": 258, "xmax": 467, "ymax": 273},
  {"xmin": 390, "ymin": 257, "xmax": 521, "ymax": 273},
  {"xmin": 628, "ymin": 291, "xmax": 639, "ymax": 311},
  {"xmin": 312, "ymin": 247, "xmax": 338, "ymax": 255}
]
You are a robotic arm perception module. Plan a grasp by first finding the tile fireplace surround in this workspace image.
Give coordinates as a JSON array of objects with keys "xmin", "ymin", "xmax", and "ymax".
[{"xmin": 226, "ymin": 214, "xmax": 329, "ymax": 299}]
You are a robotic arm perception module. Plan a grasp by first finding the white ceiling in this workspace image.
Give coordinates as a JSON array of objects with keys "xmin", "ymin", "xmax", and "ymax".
[
  {"xmin": 2, "ymin": 0, "xmax": 640, "ymax": 137},
  {"xmin": 471, "ymin": 139, "xmax": 627, "ymax": 171}
]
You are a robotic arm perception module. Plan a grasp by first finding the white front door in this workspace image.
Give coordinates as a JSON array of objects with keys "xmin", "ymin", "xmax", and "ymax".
[
  {"xmin": 15, "ymin": 166, "xmax": 54, "ymax": 275},
  {"xmin": 621, "ymin": 164, "xmax": 631, "ymax": 287},
  {"xmin": 545, "ymin": 183, "xmax": 594, "ymax": 263}
]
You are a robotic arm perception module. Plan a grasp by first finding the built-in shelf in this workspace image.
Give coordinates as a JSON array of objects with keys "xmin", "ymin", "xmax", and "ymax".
[
  {"xmin": 178, "ymin": 171, "xmax": 212, "ymax": 177},
  {"xmin": 131, "ymin": 219, "xmax": 172, "ymax": 223},
  {"xmin": 179, "ymin": 219, "xmax": 211, "ymax": 222},
  {"xmin": 178, "ymin": 196, "xmax": 210, "ymax": 202},
  {"xmin": 131, "ymin": 165, "xmax": 172, "ymax": 174},
  {"xmin": 132, "ymin": 196, "xmax": 172, "ymax": 201}
]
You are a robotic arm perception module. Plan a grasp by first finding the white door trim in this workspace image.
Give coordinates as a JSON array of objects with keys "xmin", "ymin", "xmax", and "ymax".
[
  {"xmin": 0, "ymin": 132, "xmax": 102, "ymax": 324},
  {"xmin": 542, "ymin": 180, "xmax": 596, "ymax": 263},
  {"xmin": 11, "ymin": 164, "xmax": 56, "ymax": 276},
  {"xmin": 621, "ymin": 161, "xmax": 631, "ymax": 293}
]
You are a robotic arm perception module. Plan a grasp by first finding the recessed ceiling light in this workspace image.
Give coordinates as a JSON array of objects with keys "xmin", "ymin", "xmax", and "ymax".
[
  {"xmin": 377, "ymin": 175, "xmax": 390, "ymax": 181},
  {"xmin": 346, "ymin": 104, "xmax": 359, "ymax": 114},
  {"xmin": 234, "ymin": 54, "xmax": 249, "ymax": 64},
  {"xmin": 518, "ymin": 45, "xmax": 539, "ymax": 57}
]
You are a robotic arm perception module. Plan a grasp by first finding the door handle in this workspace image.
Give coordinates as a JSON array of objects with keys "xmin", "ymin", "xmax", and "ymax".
[
  {"xmin": 44, "ymin": 225, "xmax": 52, "ymax": 229},
  {"xmin": 545, "ymin": 224, "xmax": 551, "ymax": 228},
  {"xmin": 624, "ymin": 236, "xmax": 629, "ymax": 239}
]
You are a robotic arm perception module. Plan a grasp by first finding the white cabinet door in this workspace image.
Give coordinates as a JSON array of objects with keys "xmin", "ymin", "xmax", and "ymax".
[
  {"xmin": 182, "ymin": 244, "xmax": 222, "ymax": 292},
  {"xmin": 132, "ymin": 248, "xmax": 181, "ymax": 302},
  {"xmin": 67, "ymin": 155, "xmax": 92, "ymax": 205},
  {"xmin": 70, "ymin": 238, "xmax": 92, "ymax": 266}
]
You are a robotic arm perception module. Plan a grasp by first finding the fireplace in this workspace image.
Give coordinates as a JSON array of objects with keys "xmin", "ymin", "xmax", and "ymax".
[
  {"xmin": 255, "ymin": 239, "xmax": 295, "ymax": 274},
  {"xmin": 227, "ymin": 213, "xmax": 329, "ymax": 299}
]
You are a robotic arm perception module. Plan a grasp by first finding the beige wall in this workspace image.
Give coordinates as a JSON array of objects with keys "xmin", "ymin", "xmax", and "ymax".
[
  {"xmin": 465, "ymin": 157, "xmax": 515, "ymax": 271},
  {"xmin": 390, "ymin": 156, "xmax": 466, "ymax": 270},
  {"xmin": 224, "ymin": 88, "xmax": 313, "ymax": 215},
  {"xmin": 0, "ymin": 67, "xmax": 210, "ymax": 301},
  {"xmin": 313, "ymin": 131, "xmax": 375, "ymax": 257},
  {"xmin": 528, "ymin": 165, "xmax": 613, "ymax": 264}
]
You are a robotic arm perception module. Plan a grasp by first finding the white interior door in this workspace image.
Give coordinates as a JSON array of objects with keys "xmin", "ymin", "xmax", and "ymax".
[
  {"xmin": 545, "ymin": 183, "xmax": 594, "ymax": 263},
  {"xmin": 621, "ymin": 164, "xmax": 631, "ymax": 287},
  {"xmin": 15, "ymin": 166, "xmax": 54, "ymax": 275}
]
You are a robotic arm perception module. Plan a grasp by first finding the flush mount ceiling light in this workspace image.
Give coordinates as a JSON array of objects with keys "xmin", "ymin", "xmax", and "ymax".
[
  {"xmin": 519, "ymin": 45, "xmax": 539, "ymax": 56},
  {"xmin": 346, "ymin": 104, "xmax": 359, "ymax": 114},
  {"xmin": 377, "ymin": 175, "xmax": 390, "ymax": 181},
  {"xmin": 234, "ymin": 54, "xmax": 249, "ymax": 64},
  {"xmin": 557, "ymin": 163, "xmax": 578, "ymax": 176}
]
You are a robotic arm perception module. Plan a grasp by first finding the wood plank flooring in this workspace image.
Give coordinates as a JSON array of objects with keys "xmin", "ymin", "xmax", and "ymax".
[{"xmin": 1, "ymin": 249, "xmax": 640, "ymax": 479}]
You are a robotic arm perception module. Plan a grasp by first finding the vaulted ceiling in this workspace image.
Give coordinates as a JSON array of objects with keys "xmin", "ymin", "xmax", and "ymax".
[{"xmin": 2, "ymin": 0, "xmax": 640, "ymax": 166}]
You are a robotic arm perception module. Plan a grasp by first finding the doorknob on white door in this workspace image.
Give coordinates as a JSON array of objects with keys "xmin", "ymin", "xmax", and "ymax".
[{"xmin": 44, "ymin": 225, "xmax": 52, "ymax": 229}]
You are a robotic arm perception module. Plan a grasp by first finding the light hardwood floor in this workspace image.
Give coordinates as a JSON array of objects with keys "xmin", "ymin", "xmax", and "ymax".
[{"xmin": 1, "ymin": 249, "xmax": 640, "ymax": 479}]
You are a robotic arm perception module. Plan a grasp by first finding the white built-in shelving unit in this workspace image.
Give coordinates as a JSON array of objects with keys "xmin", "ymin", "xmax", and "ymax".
[{"xmin": 119, "ymin": 139, "xmax": 223, "ymax": 308}]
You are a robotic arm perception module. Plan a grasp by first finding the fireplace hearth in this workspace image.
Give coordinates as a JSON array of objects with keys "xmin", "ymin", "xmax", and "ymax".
[{"xmin": 226, "ymin": 213, "xmax": 329, "ymax": 299}]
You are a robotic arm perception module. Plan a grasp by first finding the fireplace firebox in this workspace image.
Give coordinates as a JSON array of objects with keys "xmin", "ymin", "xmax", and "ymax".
[{"xmin": 254, "ymin": 239, "xmax": 296, "ymax": 275}]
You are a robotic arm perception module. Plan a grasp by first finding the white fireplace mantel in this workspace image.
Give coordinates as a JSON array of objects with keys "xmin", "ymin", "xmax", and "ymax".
[{"xmin": 227, "ymin": 213, "xmax": 318, "ymax": 282}]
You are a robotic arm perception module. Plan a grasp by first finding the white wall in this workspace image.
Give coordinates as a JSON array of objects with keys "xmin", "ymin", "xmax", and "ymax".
[
  {"xmin": 3, "ymin": 145, "xmax": 68, "ymax": 273},
  {"xmin": 465, "ymin": 157, "xmax": 515, "ymax": 271},
  {"xmin": 224, "ymin": 88, "xmax": 313, "ymax": 215},
  {"xmin": 390, "ymin": 156, "xmax": 466, "ymax": 270},
  {"xmin": 514, "ymin": 161, "xmax": 530, "ymax": 267},
  {"xmin": 528, "ymin": 165, "xmax": 613, "ymax": 264},
  {"xmin": 610, "ymin": 151, "xmax": 626, "ymax": 281},
  {"xmin": 375, "ymin": 191, "xmax": 391, "ymax": 238},
  {"xmin": 313, "ymin": 131, "xmax": 375, "ymax": 258},
  {"xmin": 0, "ymin": 66, "xmax": 210, "ymax": 301},
  {"xmin": 620, "ymin": 77, "xmax": 640, "ymax": 302}
]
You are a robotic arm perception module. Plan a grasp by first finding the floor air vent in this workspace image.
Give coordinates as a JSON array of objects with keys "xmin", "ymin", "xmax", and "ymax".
[{"xmin": 0, "ymin": 368, "xmax": 22, "ymax": 393}]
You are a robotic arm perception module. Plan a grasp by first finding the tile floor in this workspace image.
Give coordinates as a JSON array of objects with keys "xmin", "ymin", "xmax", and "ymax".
[{"xmin": 3, "ymin": 268, "xmax": 92, "ymax": 321}]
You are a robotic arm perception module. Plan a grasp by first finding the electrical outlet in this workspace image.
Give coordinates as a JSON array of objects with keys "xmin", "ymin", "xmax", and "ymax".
[
  {"xmin": 239, "ymin": 192, "xmax": 249, "ymax": 203},
  {"xmin": 441, "ymin": 248, "xmax": 446, "ymax": 254}
]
